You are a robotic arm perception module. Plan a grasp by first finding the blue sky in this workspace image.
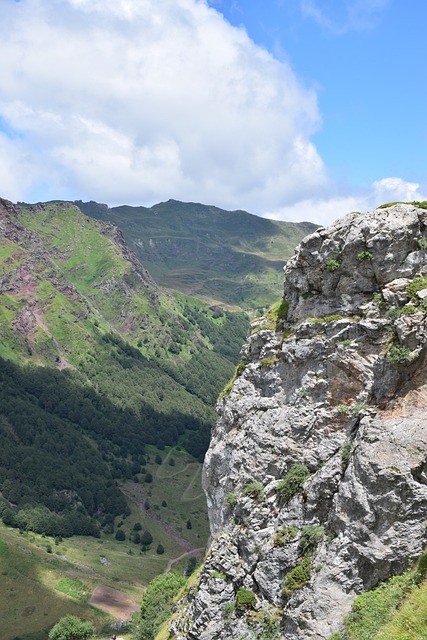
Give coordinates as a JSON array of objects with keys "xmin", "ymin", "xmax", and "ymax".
[
  {"xmin": 0, "ymin": 0, "xmax": 425, "ymax": 224},
  {"xmin": 210, "ymin": 0, "xmax": 426, "ymax": 186}
]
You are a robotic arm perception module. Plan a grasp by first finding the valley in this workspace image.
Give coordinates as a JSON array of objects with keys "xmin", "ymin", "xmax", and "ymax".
[
  {"xmin": 0, "ymin": 445, "xmax": 207, "ymax": 640},
  {"xmin": 2, "ymin": 197, "xmax": 426, "ymax": 640},
  {"xmin": 0, "ymin": 196, "xmax": 311, "ymax": 639}
]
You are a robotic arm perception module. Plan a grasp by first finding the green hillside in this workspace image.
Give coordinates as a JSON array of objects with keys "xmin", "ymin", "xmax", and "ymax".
[
  {"xmin": 329, "ymin": 550, "xmax": 427, "ymax": 640},
  {"xmin": 0, "ymin": 197, "xmax": 248, "ymax": 537},
  {"xmin": 76, "ymin": 199, "xmax": 316, "ymax": 311}
]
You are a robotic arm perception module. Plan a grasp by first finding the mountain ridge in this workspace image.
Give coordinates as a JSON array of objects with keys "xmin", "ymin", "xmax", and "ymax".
[
  {"xmin": 74, "ymin": 198, "xmax": 316, "ymax": 311},
  {"xmin": 0, "ymin": 197, "xmax": 249, "ymax": 541}
]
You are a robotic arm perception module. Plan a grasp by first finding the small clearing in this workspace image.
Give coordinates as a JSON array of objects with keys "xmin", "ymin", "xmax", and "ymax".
[{"xmin": 89, "ymin": 585, "xmax": 139, "ymax": 618}]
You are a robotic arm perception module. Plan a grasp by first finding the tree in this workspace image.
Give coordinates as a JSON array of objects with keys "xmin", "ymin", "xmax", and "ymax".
[
  {"xmin": 115, "ymin": 529, "xmax": 126, "ymax": 541},
  {"xmin": 185, "ymin": 556, "xmax": 197, "ymax": 576},
  {"xmin": 48, "ymin": 615, "xmax": 95, "ymax": 640},
  {"xmin": 141, "ymin": 530, "xmax": 153, "ymax": 546},
  {"xmin": 186, "ymin": 519, "xmax": 192, "ymax": 530},
  {"xmin": 156, "ymin": 543, "xmax": 165, "ymax": 554}
]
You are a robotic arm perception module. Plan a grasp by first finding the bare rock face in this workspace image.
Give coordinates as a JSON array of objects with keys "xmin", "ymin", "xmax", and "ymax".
[{"xmin": 170, "ymin": 204, "xmax": 427, "ymax": 639}]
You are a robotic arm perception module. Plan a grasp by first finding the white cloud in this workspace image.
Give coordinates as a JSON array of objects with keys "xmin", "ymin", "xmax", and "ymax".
[
  {"xmin": 372, "ymin": 177, "xmax": 426, "ymax": 204},
  {"xmin": 265, "ymin": 177, "xmax": 427, "ymax": 226},
  {"xmin": 300, "ymin": 0, "xmax": 389, "ymax": 35},
  {"xmin": 0, "ymin": 0, "xmax": 326, "ymax": 211}
]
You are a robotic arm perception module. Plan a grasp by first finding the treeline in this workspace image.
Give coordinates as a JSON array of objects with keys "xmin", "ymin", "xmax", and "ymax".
[
  {"xmin": 161, "ymin": 306, "xmax": 248, "ymax": 404},
  {"xmin": 0, "ymin": 349, "xmax": 212, "ymax": 537},
  {"xmin": 182, "ymin": 305, "xmax": 248, "ymax": 362},
  {"xmin": 0, "ymin": 305, "xmax": 248, "ymax": 539}
]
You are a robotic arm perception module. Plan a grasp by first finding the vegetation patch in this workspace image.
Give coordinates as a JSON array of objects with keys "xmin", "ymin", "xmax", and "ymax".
[
  {"xmin": 343, "ymin": 573, "xmax": 417, "ymax": 639},
  {"xmin": 341, "ymin": 442, "xmax": 352, "ymax": 470},
  {"xmin": 282, "ymin": 556, "xmax": 311, "ymax": 596},
  {"xmin": 220, "ymin": 361, "xmax": 247, "ymax": 398},
  {"xmin": 236, "ymin": 587, "xmax": 257, "ymax": 608},
  {"xmin": 241, "ymin": 482, "xmax": 264, "ymax": 501},
  {"xmin": 247, "ymin": 609, "xmax": 282, "ymax": 640},
  {"xmin": 406, "ymin": 276, "xmax": 427, "ymax": 300},
  {"xmin": 251, "ymin": 298, "xmax": 289, "ymax": 334},
  {"xmin": 225, "ymin": 492, "xmax": 238, "ymax": 507},
  {"xmin": 400, "ymin": 303, "xmax": 417, "ymax": 315},
  {"xmin": 386, "ymin": 345, "xmax": 416, "ymax": 366},
  {"xmin": 222, "ymin": 600, "xmax": 236, "ymax": 621},
  {"xmin": 274, "ymin": 526, "xmax": 298, "ymax": 547},
  {"xmin": 259, "ymin": 356, "xmax": 279, "ymax": 368},
  {"xmin": 333, "ymin": 550, "xmax": 427, "ymax": 640},
  {"xmin": 211, "ymin": 571, "xmax": 226, "ymax": 580},
  {"xmin": 299, "ymin": 525, "xmax": 325, "ymax": 554},
  {"xmin": 277, "ymin": 464, "xmax": 310, "ymax": 501},
  {"xmin": 48, "ymin": 615, "xmax": 95, "ymax": 640},
  {"xmin": 326, "ymin": 259, "xmax": 340, "ymax": 272},
  {"xmin": 337, "ymin": 404, "xmax": 351, "ymax": 416},
  {"xmin": 357, "ymin": 251, "xmax": 373, "ymax": 262},
  {"xmin": 376, "ymin": 200, "xmax": 427, "ymax": 210},
  {"xmin": 305, "ymin": 314, "xmax": 344, "ymax": 324},
  {"xmin": 55, "ymin": 578, "xmax": 90, "ymax": 602},
  {"xmin": 135, "ymin": 572, "xmax": 186, "ymax": 640}
]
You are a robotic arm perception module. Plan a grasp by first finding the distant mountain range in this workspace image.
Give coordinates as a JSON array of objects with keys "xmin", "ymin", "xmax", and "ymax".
[
  {"xmin": 0, "ymin": 197, "xmax": 249, "ymax": 537},
  {"xmin": 0, "ymin": 195, "xmax": 314, "ymax": 535},
  {"xmin": 75, "ymin": 199, "xmax": 316, "ymax": 311}
]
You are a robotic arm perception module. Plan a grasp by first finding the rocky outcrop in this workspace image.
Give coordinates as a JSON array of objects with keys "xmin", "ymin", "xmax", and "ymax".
[{"xmin": 171, "ymin": 204, "xmax": 427, "ymax": 639}]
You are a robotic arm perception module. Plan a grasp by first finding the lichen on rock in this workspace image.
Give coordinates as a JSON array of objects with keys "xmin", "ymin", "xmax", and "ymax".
[{"xmin": 170, "ymin": 204, "xmax": 427, "ymax": 639}]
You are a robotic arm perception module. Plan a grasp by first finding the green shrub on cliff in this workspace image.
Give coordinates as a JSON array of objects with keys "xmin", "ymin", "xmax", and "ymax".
[{"xmin": 277, "ymin": 464, "xmax": 310, "ymax": 500}]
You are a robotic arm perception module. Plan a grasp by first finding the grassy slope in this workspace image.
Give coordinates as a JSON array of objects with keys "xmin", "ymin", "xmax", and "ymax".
[
  {"xmin": 0, "ymin": 198, "xmax": 244, "ymax": 636},
  {"xmin": 329, "ymin": 552, "xmax": 427, "ymax": 640},
  {"xmin": 0, "ymin": 446, "xmax": 208, "ymax": 640},
  {"xmin": 76, "ymin": 199, "xmax": 315, "ymax": 311},
  {"xmin": 0, "ymin": 199, "xmax": 246, "ymax": 433}
]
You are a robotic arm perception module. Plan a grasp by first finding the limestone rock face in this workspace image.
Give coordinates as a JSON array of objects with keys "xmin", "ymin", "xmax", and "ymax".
[{"xmin": 171, "ymin": 204, "xmax": 427, "ymax": 639}]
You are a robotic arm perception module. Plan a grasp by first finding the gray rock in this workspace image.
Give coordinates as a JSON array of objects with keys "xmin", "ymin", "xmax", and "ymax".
[{"xmin": 171, "ymin": 205, "xmax": 427, "ymax": 639}]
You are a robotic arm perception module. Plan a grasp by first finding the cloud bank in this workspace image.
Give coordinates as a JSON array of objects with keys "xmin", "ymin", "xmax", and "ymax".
[
  {"xmin": 0, "ymin": 0, "xmax": 326, "ymax": 212},
  {"xmin": 266, "ymin": 177, "xmax": 427, "ymax": 226}
]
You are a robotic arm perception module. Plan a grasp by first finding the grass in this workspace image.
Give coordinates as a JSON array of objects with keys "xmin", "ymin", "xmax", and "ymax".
[
  {"xmin": 0, "ymin": 447, "xmax": 208, "ymax": 640},
  {"xmin": 376, "ymin": 201, "xmax": 427, "ymax": 210},
  {"xmin": 305, "ymin": 314, "xmax": 344, "ymax": 324},
  {"xmin": 77, "ymin": 199, "xmax": 316, "ymax": 312},
  {"xmin": 375, "ymin": 581, "xmax": 427, "ymax": 639},
  {"xmin": 277, "ymin": 464, "xmax": 310, "ymax": 500},
  {"xmin": 55, "ymin": 578, "xmax": 90, "ymax": 602},
  {"xmin": 274, "ymin": 526, "xmax": 298, "ymax": 547},
  {"xmin": 0, "ymin": 528, "xmax": 109, "ymax": 640},
  {"xmin": 241, "ymin": 481, "xmax": 264, "ymax": 501},
  {"xmin": 282, "ymin": 556, "xmax": 311, "ymax": 596},
  {"xmin": 336, "ymin": 551, "xmax": 427, "ymax": 640}
]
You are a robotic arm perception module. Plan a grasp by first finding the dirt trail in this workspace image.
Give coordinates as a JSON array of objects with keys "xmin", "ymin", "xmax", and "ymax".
[
  {"xmin": 32, "ymin": 307, "xmax": 72, "ymax": 369},
  {"xmin": 164, "ymin": 547, "xmax": 204, "ymax": 574},
  {"xmin": 122, "ymin": 483, "xmax": 197, "ymax": 552}
]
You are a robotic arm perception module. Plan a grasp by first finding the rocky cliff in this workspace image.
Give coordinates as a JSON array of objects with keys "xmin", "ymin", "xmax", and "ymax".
[{"xmin": 170, "ymin": 204, "xmax": 427, "ymax": 639}]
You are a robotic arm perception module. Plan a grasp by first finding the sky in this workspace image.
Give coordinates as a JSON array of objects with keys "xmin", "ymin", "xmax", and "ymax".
[{"xmin": 0, "ymin": 0, "xmax": 425, "ymax": 225}]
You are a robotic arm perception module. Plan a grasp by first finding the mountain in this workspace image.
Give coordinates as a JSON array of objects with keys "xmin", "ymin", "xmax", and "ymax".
[
  {"xmin": 0, "ymin": 197, "xmax": 248, "ymax": 537},
  {"xmin": 75, "ymin": 199, "xmax": 316, "ymax": 311},
  {"xmin": 169, "ymin": 203, "xmax": 427, "ymax": 639}
]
